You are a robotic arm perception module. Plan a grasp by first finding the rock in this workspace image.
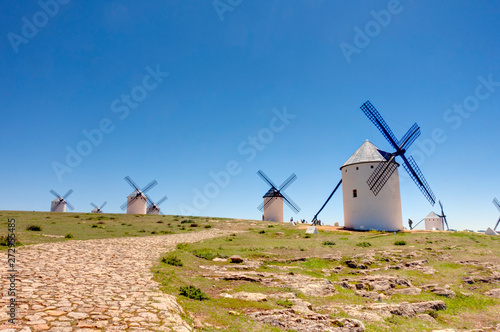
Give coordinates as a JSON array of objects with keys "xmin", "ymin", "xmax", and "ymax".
[
  {"xmin": 228, "ymin": 310, "xmax": 240, "ymax": 316},
  {"xmin": 431, "ymin": 288, "xmax": 456, "ymax": 298},
  {"xmin": 355, "ymin": 290, "xmax": 386, "ymax": 301},
  {"xmin": 275, "ymin": 232, "xmax": 285, "ymax": 235},
  {"xmin": 365, "ymin": 301, "xmax": 446, "ymax": 317},
  {"xmin": 305, "ymin": 226, "xmax": 318, "ymax": 234},
  {"xmin": 229, "ymin": 255, "xmax": 244, "ymax": 263},
  {"xmin": 219, "ymin": 292, "xmax": 233, "ymax": 298},
  {"xmin": 212, "ymin": 257, "xmax": 228, "ymax": 262},
  {"xmin": 386, "ymin": 287, "xmax": 422, "ymax": 296},
  {"xmin": 485, "ymin": 288, "xmax": 500, "ymax": 298},
  {"xmin": 415, "ymin": 313, "xmax": 437, "ymax": 323},
  {"xmin": 232, "ymin": 292, "xmax": 268, "ymax": 302},
  {"xmin": 248, "ymin": 309, "xmax": 365, "ymax": 331}
]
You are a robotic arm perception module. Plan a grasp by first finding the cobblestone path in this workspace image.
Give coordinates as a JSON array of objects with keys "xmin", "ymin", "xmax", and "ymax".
[{"xmin": 0, "ymin": 230, "xmax": 232, "ymax": 331}]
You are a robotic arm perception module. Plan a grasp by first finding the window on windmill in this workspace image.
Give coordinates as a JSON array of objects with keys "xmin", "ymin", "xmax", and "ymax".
[
  {"xmin": 371, "ymin": 165, "xmax": 374, "ymax": 169},
  {"xmin": 353, "ymin": 189, "xmax": 358, "ymax": 198},
  {"xmin": 356, "ymin": 167, "xmax": 359, "ymax": 170}
]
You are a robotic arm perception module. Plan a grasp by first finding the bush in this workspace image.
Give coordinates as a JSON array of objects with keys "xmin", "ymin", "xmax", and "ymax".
[
  {"xmin": 268, "ymin": 225, "xmax": 274, "ymax": 228},
  {"xmin": 258, "ymin": 230, "xmax": 265, "ymax": 234},
  {"xmin": 204, "ymin": 225, "xmax": 212, "ymax": 228},
  {"xmin": 356, "ymin": 242, "xmax": 372, "ymax": 248},
  {"xmin": 65, "ymin": 233, "xmax": 74, "ymax": 239},
  {"xmin": 0, "ymin": 235, "xmax": 20, "ymax": 246},
  {"xmin": 179, "ymin": 286, "xmax": 209, "ymax": 300},
  {"xmin": 91, "ymin": 224, "xmax": 98, "ymax": 228},
  {"xmin": 26, "ymin": 225, "xmax": 42, "ymax": 231},
  {"xmin": 162, "ymin": 255, "xmax": 183, "ymax": 266},
  {"xmin": 276, "ymin": 299, "xmax": 294, "ymax": 308},
  {"xmin": 304, "ymin": 234, "xmax": 311, "ymax": 238},
  {"xmin": 323, "ymin": 241, "xmax": 336, "ymax": 246},
  {"xmin": 394, "ymin": 240, "xmax": 407, "ymax": 246},
  {"xmin": 190, "ymin": 223, "xmax": 198, "ymax": 227},
  {"xmin": 177, "ymin": 243, "xmax": 189, "ymax": 250},
  {"xmin": 192, "ymin": 249, "xmax": 219, "ymax": 260},
  {"xmin": 181, "ymin": 219, "xmax": 194, "ymax": 224}
]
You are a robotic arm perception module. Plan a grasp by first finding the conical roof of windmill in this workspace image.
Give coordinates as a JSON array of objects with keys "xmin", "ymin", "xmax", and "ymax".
[
  {"xmin": 263, "ymin": 188, "xmax": 283, "ymax": 198},
  {"xmin": 425, "ymin": 211, "xmax": 440, "ymax": 219},
  {"xmin": 340, "ymin": 140, "xmax": 391, "ymax": 169}
]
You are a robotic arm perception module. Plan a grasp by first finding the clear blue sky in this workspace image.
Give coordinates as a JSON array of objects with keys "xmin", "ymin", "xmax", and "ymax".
[{"xmin": 1, "ymin": 0, "xmax": 499, "ymax": 231}]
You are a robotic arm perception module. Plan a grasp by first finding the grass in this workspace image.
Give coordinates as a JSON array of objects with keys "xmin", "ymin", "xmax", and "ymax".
[{"xmin": 152, "ymin": 224, "xmax": 500, "ymax": 331}]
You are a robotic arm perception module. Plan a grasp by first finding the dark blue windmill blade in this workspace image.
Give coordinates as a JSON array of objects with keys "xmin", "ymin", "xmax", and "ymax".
[
  {"xmin": 360, "ymin": 101, "xmax": 399, "ymax": 150},
  {"xmin": 494, "ymin": 218, "xmax": 500, "ymax": 231},
  {"xmin": 494, "ymin": 198, "xmax": 500, "ymax": 212},
  {"xmin": 257, "ymin": 170, "xmax": 278, "ymax": 189},
  {"xmin": 401, "ymin": 155, "xmax": 436, "ymax": 206},
  {"xmin": 65, "ymin": 200, "xmax": 75, "ymax": 211},
  {"xmin": 398, "ymin": 123, "xmax": 421, "ymax": 150},
  {"xmin": 121, "ymin": 195, "xmax": 137, "ymax": 211},
  {"xmin": 91, "ymin": 202, "xmax": 99, "ymax": 209},
  {"xmin": 100, "ymin": 201, "xmax": 107, "ymax": 210},
  {"xmin": 156, "ymin": 196, "xmax": 168, "ymax": 207},
  {"xmin": 258, "ymin": 196, "xmax": 279, "ymax": 212},
  {"xmin": 141, "ymin": 180, "xmax": 158, "ymax": 194},
  {"xmin": 278, "ymin": 173, "xmax": 297, "ymax": 192},
  {"xmin": 281, "ymin": 191, "xmax": 301, "ymax": 214},
  {"xmin": 50, "ymin": 189, "xmax": 61, "ymax": 198},
  {"xmin": 124, "ymin": 176, "xmax": 141, "ymax": 192},
  {"xmin": 63, "ymin": 189, "xmax": 73, "ymax": 200},
  {"xmin": 367, "ymin": 155, "xmax": 399, "ymax": 196},
  {"xmin": 144, "ymin": 194, "xmax": 155, "ymax": 207},
  {"xmin": 257, "ymin": 201, "xmax": 265, "ymax": 212},
  {"xmin": 439, "ymin": 201, "xmax": 449, "ymax": 230}
]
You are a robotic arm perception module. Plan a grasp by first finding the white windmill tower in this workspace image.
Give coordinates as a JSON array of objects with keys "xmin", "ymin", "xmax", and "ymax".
[
  {"xmin": 91, "ymin": 201, "xmax": 107, "ymax": 213},
  {"xmin": 120, "ymin": 176, "xmax": 158, "ymax": 214},
  {"xmin": 340, "ymin": 140, "xmax": 403, "ymax": 231},
  {"xmin": 146, "ymin": 196, "xmax": 168, "ymax": 215},
  {"xmin": 50, "ymin": 189, "xmax": 74, "ymax": 213},
  {"xmin": 257, "ymin": 170, "xmax": 300, "ymax": 222},
  {"xmin": 341, "ymin": 101, "xmax": 436, "ymax": 231}
]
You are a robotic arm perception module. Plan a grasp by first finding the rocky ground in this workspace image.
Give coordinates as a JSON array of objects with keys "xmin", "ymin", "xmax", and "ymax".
[{"xmin": 0, "ymin": 230, "xmax": 234, "ymax": 332}]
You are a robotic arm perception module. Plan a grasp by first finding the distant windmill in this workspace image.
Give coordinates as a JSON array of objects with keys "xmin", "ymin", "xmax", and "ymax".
[
  {"xmin": 493, "ymin": 198, "xmax": 500, "ymax": 231},
  {"xmin": 50, "ymin": 189, "xmax": 74, "ymax": 212},
  {"xmin": 257, "ymin": 170, "xmax": 300, "ymax": 222},
  {"xmin": 436, "ymin": 201, "xmax": 449, "ymax": 230},
  {"xmin": 146, "ymin": 195, "xmax": 168, "ymax": 215},
  {"xmin": 90, "ymin": 202, "xmax": 107, "ymax": 213},
  {"xmin": 120, "ymin": 176, "xmax": 158, "ymax": 214},
  {"xmin": 360, "ymin": 101, "xmax": 436, "ymax": 205}
]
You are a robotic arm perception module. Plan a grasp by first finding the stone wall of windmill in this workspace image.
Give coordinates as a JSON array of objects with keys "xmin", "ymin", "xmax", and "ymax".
[
  {"xmin": 340, "ymin": 140, "xmax": 403, "ymax": 232},
  {"xmin": 424, "ymin": 212, "xmax": 443, "ymax": 230},
  {"xmin": 51, "ymin": 198, "xmax": 66, "ymax": 212},
  {"xmin": 263, "ymin": 189, "xmax": 284, "ymax": 222}
]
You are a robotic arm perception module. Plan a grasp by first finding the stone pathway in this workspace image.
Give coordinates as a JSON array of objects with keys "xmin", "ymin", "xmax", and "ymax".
[{"xmin": 0, "ymin": 230, "xmax": 233, "ymax": 331}]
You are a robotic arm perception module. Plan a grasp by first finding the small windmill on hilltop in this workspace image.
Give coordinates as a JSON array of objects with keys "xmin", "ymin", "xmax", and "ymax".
[
  {"xmin": 146, "ymin": 195, "xmax": 168, "ymax": 215},
  {"xmin": 360, "ymin": 101, "xmax": 436, "ymax": 206},
  {"xmin": 437, "ymin": 201, "xmax": 449, "ymax": 230},
  {"xmin": 493, "ymin": 198, "xmax": 500, "ymax": 231},
  {"xmin": 50, "ymin": 189, "xmax": 74, "ymax": 213},
  {"xmin": 121, "ymin": 176, "xmax": 158, "ymax": 214},
  {"xmin": 257, "ymin": 170, "xmax": 300, "ymax": 222},
  {"xmin": 90, "ymin": 202, "xmax": 107, "ymax": 214}
]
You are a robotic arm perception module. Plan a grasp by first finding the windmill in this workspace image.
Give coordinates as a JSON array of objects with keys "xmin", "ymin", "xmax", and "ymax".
[
  {"xmin": 90, "ymin": 202, "xmax": 107, "ymax": 213},
  {"xmin": 493, "ymin": 198, "xmax": 500, "ymax": 231},
  {"xmin": 436, "ymin": 201, "xmax": 449, "ymax": 230},
  {"xmin": 120, "ymin": 176, "xmax": 158, "ymax": 214},
  {"xmin": 146, "ymin": 195, "xmax": 168, "ymax": 215},
  {"xmin": 50, "ymin": 189, "xmax": 74, "ymax": 212},
  {"xmin": 257, "ymin": 170, "xmax": 300, "ymax": 222},
  {"xmin": 360, "ymin": 101, "xmax": 436, "ymax": 206}
]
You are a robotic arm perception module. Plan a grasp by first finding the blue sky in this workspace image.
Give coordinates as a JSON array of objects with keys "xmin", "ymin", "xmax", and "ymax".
[{"xmin": 1, "ymin": 0, "xmax": 499, "ymax": 231}]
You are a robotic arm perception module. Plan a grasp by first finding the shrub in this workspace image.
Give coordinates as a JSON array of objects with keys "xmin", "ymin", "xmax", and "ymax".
[
  {"xmin": 157, "ymin": 220, "xmax": 164, "ymax": 223},
  {"xmin": 65, "ymin": 233, "xmax": 74, "ymax": 239},
  {"xmin": 26, "ymin": 225, "xmax": 42, "ymax": 231},
  {"xmin": 276, "ymin": 299, "xmax": 294, "ymax": 308},
  {"xmin": 181, "ymin": 219, "xmax": 194, "ymax": 224},
  {"xmin": 356, "ymin": 242, "xmax": 372, "ymax": 248},
  {"xmin": 177, "ymin": 243, "xmax": 189, "ymax": 250},
  {"xmin": 192, "ymin": 249, "xmax": 218, "ymax": 260},
  {"xmin": 304, "ymin": 234, "xmax": 311, "ymax": 238},
  {"xmin": 204, "ymin": 225, "xmax": 212, "ymax": 228},
  {"xmin": 268, "ymin": 225, "xmax": 274, "ymax": 228},
  {"xmin": 162, "ymin": 255, "xmax": 183, "ymax": 266},
  {"xmin": 394, "ymin": 240, "xmax": 407, "ymax": 246},
  {"xmin": 91, "ymin": 224, "xmax": 98, "ymax": 228},
  {"xmin": 179, "ymin": 286, "xmax": 209, "ymax": 300},
  {"xmin": 0, "ymin": 235, "xmax": 20, "ymax": 246},
  {"xmin": 323, "ymin": 241, "xmax": 336, "ymax": 246},
  {"xmin": 190, "ymin": 223, "xmax": 198, "ymax": 227},
  {"xmin": 259, "ymin": 230, "xmax": 265, "ymax": 234}
]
